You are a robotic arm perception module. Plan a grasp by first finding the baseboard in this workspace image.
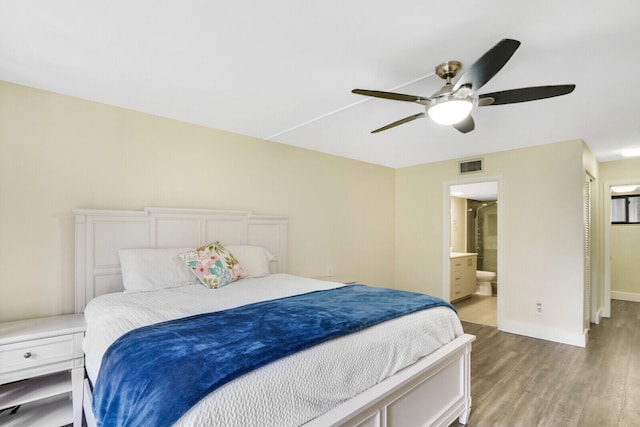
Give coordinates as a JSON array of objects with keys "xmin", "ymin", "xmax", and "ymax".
[
  {"xmin": 611, "ymin": 291, "xmax": 640, "ymax": 302},
  {"xmin": 592, "ymin": 307, "xmax": 603, "ymax": 325},
  {"xmin": 499, "ymin": 319, "xmax": 586, "ymax": 348}
]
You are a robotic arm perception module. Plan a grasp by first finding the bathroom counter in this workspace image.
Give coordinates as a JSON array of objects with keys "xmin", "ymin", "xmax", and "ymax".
[{"xmin": 450, "ymin": 252, "xmax": 478, "ymax": 258}]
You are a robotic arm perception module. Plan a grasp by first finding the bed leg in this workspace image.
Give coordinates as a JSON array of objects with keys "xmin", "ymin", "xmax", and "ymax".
[
  {"xmin": 458, "ymin": 340, "xmax": 473, "ymax": 425},
  {"xmin": 83, "ymin": 378, "xmax": 98, "ymax": 427},
  {"xmin": 458, "ymin": 396, "xmax": 471, "ymax": 425}
]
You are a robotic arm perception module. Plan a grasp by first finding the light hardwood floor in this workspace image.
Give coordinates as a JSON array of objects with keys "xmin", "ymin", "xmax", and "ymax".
[{"xmin": 450, "ymin": 299, "xmax": 640, "ymax": 427}]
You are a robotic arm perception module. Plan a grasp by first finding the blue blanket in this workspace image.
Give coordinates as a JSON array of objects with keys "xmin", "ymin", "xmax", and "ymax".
[{"xmin": 93, "ymin": 284, "xmax": 455, "ymax": 427}]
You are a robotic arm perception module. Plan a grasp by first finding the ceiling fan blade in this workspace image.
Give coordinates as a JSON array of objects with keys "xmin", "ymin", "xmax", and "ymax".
[
  {"xmin": 478, "ymin": 84, "xmax": 576, "ymax": 105},
  {"xmin": 371, "ymin": 113, "xmax": 425, "ymax": 133},
  {"xmin": 352, "ymin": 89, "xmax": 430, "ymax": 104},
  {"xmin": 453, "ymin": 39, "xmax": 521, "ymax": 92},
  {"xmin": 452, "ymin": 115, "xmax": 475, "ymax": 133},
  {"xmin": 477, "ymin": 97, "xmax": 495, "ymax": 107}
]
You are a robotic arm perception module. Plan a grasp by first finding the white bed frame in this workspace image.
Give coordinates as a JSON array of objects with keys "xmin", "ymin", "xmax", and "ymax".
[{"xmin": 74, "ymin": 207, "xmax": 474, "ymax": 427}]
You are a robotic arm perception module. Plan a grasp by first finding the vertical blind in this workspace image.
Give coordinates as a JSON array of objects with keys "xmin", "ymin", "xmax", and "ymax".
[{"xmin": 584, "ymin": 175, "xmax": 592, "ymax": 330}]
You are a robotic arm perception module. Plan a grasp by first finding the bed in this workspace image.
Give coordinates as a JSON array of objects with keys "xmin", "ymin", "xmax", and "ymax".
[{"xmin": 74, "ymin": 207, "xmax": 475, "ymax": 427}]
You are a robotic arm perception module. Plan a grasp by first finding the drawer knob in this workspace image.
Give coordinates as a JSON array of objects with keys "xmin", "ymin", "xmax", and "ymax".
[{"xmin": 23, "ymin": 352, "xmax": 32, "ymax": 359}]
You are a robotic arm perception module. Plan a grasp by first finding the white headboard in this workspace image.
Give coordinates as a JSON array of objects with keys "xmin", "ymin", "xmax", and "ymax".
[{"xmin": 74, "ymin": 207, "xmax": 288, "ymax": 313}]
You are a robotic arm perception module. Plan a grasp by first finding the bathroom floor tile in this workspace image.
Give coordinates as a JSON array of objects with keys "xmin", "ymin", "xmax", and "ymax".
[{"xmin": 454, "ymin": 294, "xmax": 497, "ymax": 327}]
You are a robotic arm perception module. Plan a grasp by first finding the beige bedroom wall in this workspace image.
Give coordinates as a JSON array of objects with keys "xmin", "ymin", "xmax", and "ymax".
[
  {"xmin": 396, "ymin": 139, "xmax": 588, "ymax": 345},
  {"xmin": 600, "ymin": 157, "xmax": 640, "ymax": 300},
  {"xmin": 0, "ymin": 81, "xmax": 395, "ymax": 323},
  {"xmin": 610, "ymin": 225, "xmax": 640, "ymax": 297}
]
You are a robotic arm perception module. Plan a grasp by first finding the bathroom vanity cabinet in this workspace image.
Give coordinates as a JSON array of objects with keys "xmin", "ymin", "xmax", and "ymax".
[{"xmin": 450, "ymin": 253, "xmax": 477, "ymax": 302}]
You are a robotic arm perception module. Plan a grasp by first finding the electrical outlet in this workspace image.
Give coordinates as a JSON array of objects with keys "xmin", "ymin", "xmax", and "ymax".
[
  {"xmin": 327, "ymin": 267, "xmax": 333, "ymax": 277},
  {"xmin": 536, "ymin": 303, "xmax": 543, "ymax": 315}
]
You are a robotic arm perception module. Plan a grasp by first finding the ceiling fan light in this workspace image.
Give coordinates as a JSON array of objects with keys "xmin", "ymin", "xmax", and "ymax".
[{"xmin": 427, "ymin": 98, "xmax": 473, "ymax": 125}]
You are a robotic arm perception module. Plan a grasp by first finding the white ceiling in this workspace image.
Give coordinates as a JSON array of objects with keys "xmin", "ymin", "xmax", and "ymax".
[
  {"xmin": 2, "ymin": 1, "xmax": 639, "ymax": 168},
  {"xmin": 451, "ymin": 182, "xmax": 498, "ymax": 202}
]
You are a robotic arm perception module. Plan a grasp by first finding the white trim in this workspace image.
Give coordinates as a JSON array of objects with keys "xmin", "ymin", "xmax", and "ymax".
[
  {"xmin": 442, "ymin": 184, "xmax": 451, "ymax": 302},
  {"xmin": 500, "ymin": 318, "xmax": 587, "ymax": 348},
  {"xmin": 611, "ymin": 291, "xmax": 640, "ymax": 302},
  {"xmin": 593, "ymin": 306, "xmax": 602, "ymax": 325},
  {"xmin": 603, "ymin": 181, "xmax": 613, "ymax": 318}
]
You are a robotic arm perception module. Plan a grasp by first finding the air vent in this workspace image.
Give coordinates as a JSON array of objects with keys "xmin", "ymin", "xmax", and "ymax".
[{"xmin": 459, "ymin": 159, "xmax": 483, "ymax": 174}]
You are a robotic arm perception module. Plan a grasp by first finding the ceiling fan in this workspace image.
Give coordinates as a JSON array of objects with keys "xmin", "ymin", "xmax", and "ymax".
[{"xmin": 352, "ymin": 39, "xmax": 575, "ymax": 134}]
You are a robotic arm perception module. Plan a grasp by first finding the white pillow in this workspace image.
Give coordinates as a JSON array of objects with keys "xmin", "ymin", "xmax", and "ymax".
[
  {"xmin": 119, "ymin": 248, "xmax": 199, "ymax": 293},
  {"xmin": 225, "ymin": 245, "xmax": 274, "ymax": 279}
]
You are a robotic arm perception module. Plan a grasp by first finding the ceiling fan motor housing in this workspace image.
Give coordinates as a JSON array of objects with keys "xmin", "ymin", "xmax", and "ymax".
[{"xmin": 435, "ymin": 61, "xmax": 463, "ymax": 81}]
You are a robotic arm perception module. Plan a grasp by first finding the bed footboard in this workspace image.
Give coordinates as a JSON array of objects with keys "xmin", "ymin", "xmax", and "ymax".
[
  {"xmin": 305, "ymin": 333, "xmax": 475, "ymax": 427},
  {"xmin": 83, "ymin": 334, "xmax": 473, "ymax": 427}
]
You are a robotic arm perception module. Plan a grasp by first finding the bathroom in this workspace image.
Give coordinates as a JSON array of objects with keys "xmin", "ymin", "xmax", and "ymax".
[{"xmin": 450, "ymin": 181, "xmax": 499, "ymax": 326}]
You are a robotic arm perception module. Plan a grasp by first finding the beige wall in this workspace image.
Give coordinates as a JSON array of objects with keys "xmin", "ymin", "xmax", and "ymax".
[
  {"xmin": 610, "ymin": 225, "xmax": 640, "ymax": 297},
  {"xmin": 1, "ymin": 79, "xmax": 619, "ymax": 346},
  {"xmin": 396, "ymin": 139, "xmax": 589, "ymax": 345},
  {"xmin": 0, "ymin": 81, "xmax": 396, "ymax": 322},
  {"xmin": 600, "ymin": 157, "xmax": 640, "ymax": 300}
]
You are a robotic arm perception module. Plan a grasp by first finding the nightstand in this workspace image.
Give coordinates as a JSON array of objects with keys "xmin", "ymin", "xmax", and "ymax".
[{"xmin": 0, "ymin": 314, "xmax": 85, "ymax": 427}]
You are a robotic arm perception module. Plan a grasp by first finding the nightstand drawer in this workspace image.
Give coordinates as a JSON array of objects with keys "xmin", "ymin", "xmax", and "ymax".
[{"xmin": 0, "ymin": 335, "xmax": 74, "ymax": 373}]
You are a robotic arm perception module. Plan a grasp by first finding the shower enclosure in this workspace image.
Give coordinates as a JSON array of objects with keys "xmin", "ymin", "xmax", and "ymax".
[{"xmin": 466, "ymin": 200, "xmax": 498, "ymax": 272}]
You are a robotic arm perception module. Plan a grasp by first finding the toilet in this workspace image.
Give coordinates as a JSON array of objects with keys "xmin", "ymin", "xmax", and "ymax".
[{"xmin": 476, "ymin": 270, "xmax": 497, "ymax": 296}]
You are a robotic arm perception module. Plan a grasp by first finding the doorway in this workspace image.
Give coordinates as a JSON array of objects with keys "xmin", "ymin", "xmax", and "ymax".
[
  {"xmin": 604, "ymin": 180, "xmax": 640, "ymax": 319},
  {"xmin": 445, "ymin": 178, "xmax": 502, "ymax": 328}
]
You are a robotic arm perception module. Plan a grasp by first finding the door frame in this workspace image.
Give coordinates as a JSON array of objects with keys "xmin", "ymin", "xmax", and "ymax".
[
  {"xmin": 443, "ymin": 175, "xmax": 504, "ymax": 329},
  {"xmin": 603, "ymin": 178, "xmax": 640, "ymax": 318}
]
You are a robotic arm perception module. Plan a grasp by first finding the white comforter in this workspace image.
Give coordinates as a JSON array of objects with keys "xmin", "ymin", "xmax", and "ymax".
[{"xmin": 83, "ymin": 274, "xmax": 463, "ymax": 426}]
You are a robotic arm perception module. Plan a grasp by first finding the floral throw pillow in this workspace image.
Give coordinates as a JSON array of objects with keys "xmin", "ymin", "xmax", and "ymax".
[{"xmin": 179, "ymin": 242, "xmax": 246, "ymax": 289}]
